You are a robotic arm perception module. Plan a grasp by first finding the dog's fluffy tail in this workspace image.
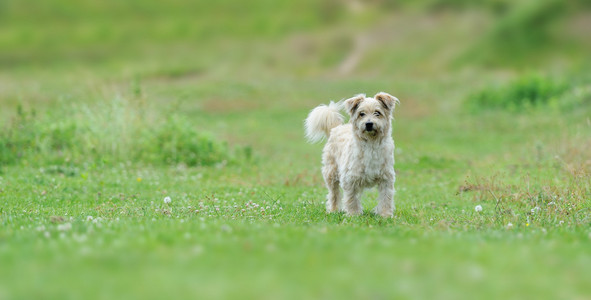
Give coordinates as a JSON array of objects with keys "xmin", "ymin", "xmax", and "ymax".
[{"xmin": 304, "ymin": 101, "xmax": 344, "ymax": 143}]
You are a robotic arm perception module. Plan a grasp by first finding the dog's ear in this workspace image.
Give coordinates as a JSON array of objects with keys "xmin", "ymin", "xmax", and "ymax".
[
  {"xmin": 344, "ymin": 94, "xmax": 365, "ymax": 116},
  {"xmin": 374, "ymin": 92, "xmax": 399, "ymax": 114}
]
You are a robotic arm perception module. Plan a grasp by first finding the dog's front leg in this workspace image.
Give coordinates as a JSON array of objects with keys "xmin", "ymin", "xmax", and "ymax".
[
  {"xmin": 343, "ymin": 184, "xmax": 362, "ymax": 216},
  {"xmin": 375, "ymin": 179, "xmax": 395, "ymax": 217},
  {"xmin": 325, "ymin": 179, "xmax": 341, "ymax": 213}
]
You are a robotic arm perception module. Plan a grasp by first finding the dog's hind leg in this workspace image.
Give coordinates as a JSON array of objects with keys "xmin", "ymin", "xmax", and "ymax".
[
  {"xmin": 326, "ymin": 178, "xmax": 341, "ymax": 213},
  {"xmin": 323, "ymin": 165, "xmax": 341, "ymax": 213}
]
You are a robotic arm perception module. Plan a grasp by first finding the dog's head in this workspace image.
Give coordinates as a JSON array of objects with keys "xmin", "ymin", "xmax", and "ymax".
[{"xmin": 344, "ymin": 92, "xmax": 399, "ymax": 140}]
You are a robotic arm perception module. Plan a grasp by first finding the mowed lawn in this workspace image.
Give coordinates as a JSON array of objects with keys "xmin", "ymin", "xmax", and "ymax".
[{"xmin": 1, "ymin": 1, "xmax": 591, "ymax": 299}]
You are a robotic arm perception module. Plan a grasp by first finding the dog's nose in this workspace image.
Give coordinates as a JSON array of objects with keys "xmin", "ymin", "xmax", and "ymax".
[{"xmin": 365, "ymin": 122, "xmax": 374, "ymax": 130}]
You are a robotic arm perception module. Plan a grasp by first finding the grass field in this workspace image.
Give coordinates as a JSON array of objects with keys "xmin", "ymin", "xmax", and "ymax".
[{"xmin": 1, "ymin": 1, "xmax": 591, "ymax": 299}]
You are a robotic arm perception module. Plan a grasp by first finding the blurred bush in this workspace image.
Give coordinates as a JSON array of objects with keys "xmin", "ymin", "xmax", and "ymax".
[
  {"xmin": 148, "ymin": 115, "xmax": 230, "ymax": 167},
  {"xmin": 466, "ymin": 74, "xmax": 591, "ymax": 112},
  {"xmin": 0, "ymin": 98, "xmax": 250, "ymax": 167}
]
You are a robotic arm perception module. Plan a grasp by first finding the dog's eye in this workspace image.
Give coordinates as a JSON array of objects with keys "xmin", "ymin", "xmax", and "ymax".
[
  {"xmin": 374, "ymin": 111, "xmax": 381, "ymax": 116},
  {"xmin": 359, "ymin": 112, "xmax": 366, "ymax": 117}
]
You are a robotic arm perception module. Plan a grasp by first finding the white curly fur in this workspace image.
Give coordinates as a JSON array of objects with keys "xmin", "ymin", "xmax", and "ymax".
[
  {"xmin": 304, "ymin": 101, "xmax": 344, "ymax": 143},
  {"xmin": 305, "ymin": 92, "xmax": 399, "ymax": 217}
]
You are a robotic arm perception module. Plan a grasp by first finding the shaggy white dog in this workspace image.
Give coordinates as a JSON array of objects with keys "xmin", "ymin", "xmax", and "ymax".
[{"xmin": 305, "ymin": 92, "xmax": 399, "ymax": 217}]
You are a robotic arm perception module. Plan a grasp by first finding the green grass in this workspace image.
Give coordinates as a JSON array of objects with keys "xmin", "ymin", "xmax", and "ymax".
[{"xmin": 1, "ymin": 1, "xmax": 591, "ymax": 299}]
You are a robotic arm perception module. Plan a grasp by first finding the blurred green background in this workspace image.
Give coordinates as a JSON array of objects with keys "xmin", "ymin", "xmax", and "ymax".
[
  {"xmin": 3, "ymin": 0, "xmax": 589, "ymax": 78},
  {"xmin": 2, "ymin": 0, "xmax": 590, "ymax": 166},
  {"xmin": 1, "ymin": 0, "xmax": 591, "ymax": 299}
]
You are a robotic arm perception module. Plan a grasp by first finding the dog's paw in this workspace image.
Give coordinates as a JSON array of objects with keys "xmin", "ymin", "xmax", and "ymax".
[
  {"xmin": 378, "ymin": 211, "xmax": 394, "ymax": 218},
  {"xmin": 373, "ymin": 207, "xmax": 394, "ymax": 218},
  {"xmin": 345, "ymin": 206, "xmax": 363, "ymax": 216},
  {"xmin": 326, "ymin": 206, "xmax": 339, "ymax": 213}
]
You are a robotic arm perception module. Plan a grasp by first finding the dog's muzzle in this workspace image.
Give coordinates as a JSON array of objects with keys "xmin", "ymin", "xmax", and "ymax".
[{"xmin": 365, "ymin": 122, "xmax": 374, "ymax": 131}]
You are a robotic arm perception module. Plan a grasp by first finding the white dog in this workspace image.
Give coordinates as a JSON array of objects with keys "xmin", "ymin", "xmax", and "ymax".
[{"xmin": 305, "ymin": 92, "xmax": 399, "ymax": 217}]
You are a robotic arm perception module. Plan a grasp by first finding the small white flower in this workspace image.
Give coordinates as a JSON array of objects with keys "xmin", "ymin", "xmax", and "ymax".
[
  {"xmin": 475, "ymin": 205, "xmax": 483, "ymax": 212},
  {"xmin": 531, "ymin": 206, "xmax": 541, "ymax": 214},
  {"xmin": 507, "ymin": 222, "xmax": 513, "ymax": 229},
  {"xmin": 220, "ymin": 224, "xmax": 232, "ymax": 233},
  {"xmin": 192, "ymin": 245, "xmax": 204, "ymax": 256},
  {"xmin": 57, "ymin": 223, "xmax": 72, "ymax": 231},
  {"xmin": 164, "ymin": 196, "xmax": 171, "ymax": 204},
  {"xmin": 86, "ymin": 216, "xmax": 94, "ymax": 221},
  {"xmin": 265, "ymin": 243, "xmax": 277, "ymax": 252},
  {"xmin": 73, "ymin": 234, "xmax": 87, "ymax": 243}
]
